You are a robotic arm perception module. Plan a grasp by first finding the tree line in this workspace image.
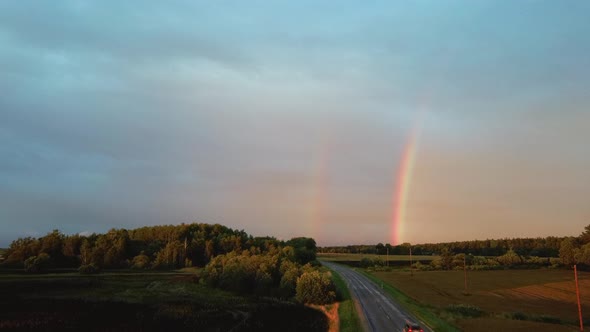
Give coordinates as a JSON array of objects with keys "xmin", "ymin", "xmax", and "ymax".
[
  {"xmin": 1, "ymin": 223, "xmax": 317, "ymax": 271},
  {"xmin": 320, "ymin": 236, "xmax": 565, "ymax": 257},
  {"xmin": 332, "ymin": 224, "xmax": 590, "ymax": 271}
]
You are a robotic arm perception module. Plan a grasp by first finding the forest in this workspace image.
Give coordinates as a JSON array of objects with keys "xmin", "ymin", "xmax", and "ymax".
[
  {"xmin": 1, "ymin": 223, "xmax": 337, "ymax": 304},
  {"xmin": 1, "ymin": 223, "xmax": 315, "ymax": 269}
]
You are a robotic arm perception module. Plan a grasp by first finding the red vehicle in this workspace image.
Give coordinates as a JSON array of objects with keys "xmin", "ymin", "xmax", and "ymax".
[{"xmin": 403, "ymin": 322, "xmax": 424, "ymax": 332}]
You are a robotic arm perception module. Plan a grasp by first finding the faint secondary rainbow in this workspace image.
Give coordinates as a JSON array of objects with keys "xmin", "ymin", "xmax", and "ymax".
[
  {"xmin": 310, "ymin": 151, "xmax": 326, "ymax": 240},
  {"xmin": 308, "ymin": 140, "xmax": 330, "ymax": 241},
  {"xmin": 391, "ymin": 119, "xmax": 423, "ymax": 245}
]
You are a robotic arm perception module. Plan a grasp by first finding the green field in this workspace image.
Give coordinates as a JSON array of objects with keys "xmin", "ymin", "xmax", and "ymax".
[
  {"xmin": 370, "ymin": 269, "xmax": 590, "ymax": 331},
  {"xmin": 318, "ymin": 252, "xmax": 435, "ymax": 262},
  {"xmin": 0, "ymin": 270, "xmax": 328, "ymax": 331}
]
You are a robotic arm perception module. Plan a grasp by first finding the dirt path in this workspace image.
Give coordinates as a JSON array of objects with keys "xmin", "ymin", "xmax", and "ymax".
[{"xmin": 310, "ymin": 302, "xmax": 340, "ymax": 332}]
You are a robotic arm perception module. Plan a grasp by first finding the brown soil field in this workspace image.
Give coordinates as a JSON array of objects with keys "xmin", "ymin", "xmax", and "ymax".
[
  {"xmin": 372, "ymin": 269, "xmax": 589, "ymax": 331},
  {"xmin": 455, "ymin": 317, "xmax": 576, "ymax": 332}
]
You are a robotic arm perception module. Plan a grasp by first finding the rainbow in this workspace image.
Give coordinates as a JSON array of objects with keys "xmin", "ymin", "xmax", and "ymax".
[
  {"xmin": 311, "ymin": 148, "xmax": 327, "ymax": 240},
  {"xmin": 308, "ymin": 140, "xmax": 330, "ymax": 241},
  {"xmin": 391, "ymin": 120, "xmax": 422, "ymax": 245}
]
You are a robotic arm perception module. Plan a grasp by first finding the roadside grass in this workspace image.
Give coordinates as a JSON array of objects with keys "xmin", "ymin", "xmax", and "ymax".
[
  {"xmin": 327, "ymin": 266, "xmax": 362, "ymax": 332},
  {"xmin": 359, "ymin": 269, "xmax": 459, "ymax": 332}
]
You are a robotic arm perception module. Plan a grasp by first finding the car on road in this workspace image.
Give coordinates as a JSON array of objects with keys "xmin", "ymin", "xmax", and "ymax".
[{"xmin": 403, "ymin": 322, "xmax": 424, "ymax": 332}]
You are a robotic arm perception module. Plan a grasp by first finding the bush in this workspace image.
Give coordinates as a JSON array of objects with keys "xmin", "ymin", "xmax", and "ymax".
[
  {"xmin": 24, "ymin": 253, "xmax": 51, "ymax": 273},
  {"xmin": 509, "ymin": 312, "xmax": 527, "ymax": 320},
  {"xmin": 79, "ymin": 263, "xmax": 100, "ymax": 274},
  {"xmin": 359, "ymin": 258, "xmax": 373, "ymax": 268},
  {"xmin": 413, "ymin": 261, "xmax": 430, "ymax": 271},
  {"xmin": 295, "ymin": 270, "xmax": 336, "ymax": 304},
  {"xmin": 446, "ymin": 304, "xmax": 484, "ymax": 318},
  {"xmin": 279, "ymin": 262, "xmax": 300, "ymax": 298},
  {"xmin": 496, "ymin": 250, "xmax": 523, "ymax": 266},
  {"xmin": 534, "ymin": 315, "xmax": 561, "ymax": 324},
  {"xmin": 430, "ymin": 257, "xmax": 443, "ymax": 270},
  {"xmin": 131, "ymin": 254, "xmax": 151, "ymax": 269}
]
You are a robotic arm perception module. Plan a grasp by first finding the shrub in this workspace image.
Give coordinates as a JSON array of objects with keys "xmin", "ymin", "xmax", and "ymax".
[
  {"xmin": 430, "ymin": 257, "xmax": 443, "ymax": 270},
  {"xmin": 497, "ymin": 249, "xmax": 523, "ymax": 266},
  {"xmin": 359, "ymin": 258, "xmax": 373, "ymax": 268},
  {"xmin": 131, "ymin": 253, "xmax": 151, "ymax": 269},
  {"xmin": 509, "ymin": 312, "xmax": 527, "ymax": 320},
  {"xmin": 279, "ymin": 262, "xmax": 300, "ymax": 298},
  {"xmin": 79, "ymin": 263, "xmax": 100, "ymax": 274},
  {"xmin": 534, "ymin": 315, "xmax": 561, "ymax": 324},
  {"xmin": 446, "ymin": 304, "xmax": 484, "ymax": 318},
  {"xmin": 24, "ymin": 253, "xmax": 51, "ymax": 273},
  {"xmin": 295, "ymin": 270, "xmax": 336, "ymax": 304}
]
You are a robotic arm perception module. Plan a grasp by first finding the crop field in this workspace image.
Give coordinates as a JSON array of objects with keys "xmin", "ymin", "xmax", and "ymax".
[
  {"xmin": 0, "ymin": 270, "xmax": 328, "ymax": 331},
  {"xmin": 371, "ymin": 269, "xmax": 590, "ymax": 331}
]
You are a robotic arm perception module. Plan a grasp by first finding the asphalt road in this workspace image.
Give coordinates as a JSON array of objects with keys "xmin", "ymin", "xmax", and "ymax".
[{"xmin": 322, "ymin": 261, "xmax": 430, "ymax": 332}]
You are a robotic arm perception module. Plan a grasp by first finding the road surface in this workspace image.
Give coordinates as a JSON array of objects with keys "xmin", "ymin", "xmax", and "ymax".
[{"xmin": 322, "ymin": 261, "xmax": 430, "ymax": 332}]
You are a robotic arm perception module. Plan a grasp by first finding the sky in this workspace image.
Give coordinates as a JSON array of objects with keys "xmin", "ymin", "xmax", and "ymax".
[{"xmin": 1, "ymin": 1, "xmax": 589, "ymax": 247}]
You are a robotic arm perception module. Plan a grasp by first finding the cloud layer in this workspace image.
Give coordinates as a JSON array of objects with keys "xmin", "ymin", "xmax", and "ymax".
[{"xmin": 1, "ymin": 1, "xmax": 589, "ymax": 246}]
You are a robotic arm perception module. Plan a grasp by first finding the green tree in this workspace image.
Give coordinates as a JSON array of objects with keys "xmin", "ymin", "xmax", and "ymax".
[
  {"xmin": 295, "ymin": 270, "xmax": 336, "ymax": 304},
  {"xmin": 24, "ymin": 253, "xmax": 51, "ymax": 273},
  {"xmin": 287, "ymin": 237, "xmax": 317, "ymax": 264},
  {"xmin": 279, "ymin": 260, "xmax": 300, "ymax": 298},
  {"xmin": 376, "ymin": 243, "xmax": 385, "ymax": 255},
  {"xmin": 62, "ymin": 235, "xmax": 82, "ymax": 257},
  {"xmin": 153, "ymin": 240, "xmax": 185, "ymax": 269},
  {"xmin": 559, "ymin": 238, "xmax": 577, "ymax": 266},
  {"xmin": 580, "ymin": 224, "xmax": 590, "ymax": 245},
  {"xmin": 80, "ymin": 239, "xmax": 93, "ymax": 265},
  {"xmin": 40, "ymin": 230, "xmax": 64, "ymax": 258},
  {"xmin": 440, "ymin": 247, "xmax": 453, "ymax": 270},
  {"xmin": 497, "ymin": 249, "xmax": 522, "ymax": 267},
  {"xmin": 3, "ymin": 237, "xmax": 40, "ymax": 266},
  {"xmin": 575, "ymin": 243, "xmax": 590, "ymax": 266},
  {"xmin": 131, "ymin": 252, "xmax": 151, "ymax": 269}
]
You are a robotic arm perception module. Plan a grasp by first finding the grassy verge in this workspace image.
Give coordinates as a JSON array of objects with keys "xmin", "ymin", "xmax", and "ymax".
[
  {"xmin": 359, "ymin": 269, "xmax": 459, "ymax": 332},
  {"xmin": 326, "ymin": 266, "xmax": 362, "ymax": 332}
]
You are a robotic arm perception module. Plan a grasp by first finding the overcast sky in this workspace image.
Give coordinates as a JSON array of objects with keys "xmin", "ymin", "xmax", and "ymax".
[{"xmin": 1, "ymin": 1, "xmax": 589, "ymax": 247}]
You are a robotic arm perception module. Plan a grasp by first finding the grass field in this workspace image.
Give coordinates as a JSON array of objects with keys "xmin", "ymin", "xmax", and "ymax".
[
  {"xmin": 318, "ymin": 252, "xmax": 435, "ymax": 263},
  {"xmin": 371, "ymin": 269, "xmax": 590, "ymax": 331},
  {"xmin": 0, "ymin": 269, "xmax": 328, "ymax": 331}
]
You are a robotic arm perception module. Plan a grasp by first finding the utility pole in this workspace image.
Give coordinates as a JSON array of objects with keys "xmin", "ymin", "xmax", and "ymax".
[
  {"xmin": 574, "ymin": 265, "xmax": 584, "ymax": 331},
  {"xmin": 464, "ymin": 254, "xmax": 468, "ymax": 294}
]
